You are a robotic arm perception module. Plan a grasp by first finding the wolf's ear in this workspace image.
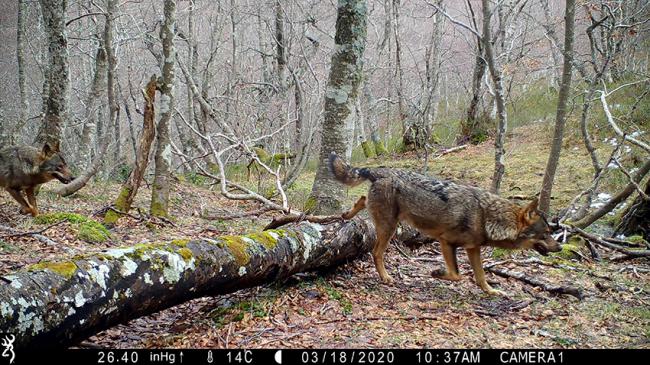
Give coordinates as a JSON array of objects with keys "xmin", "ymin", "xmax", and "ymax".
[
  {"xmin": 520, "ymin": 197, "xmax": 540, "ymax": 224},
  {"xmin": 42, "ymin": 141, "xmax": 60, "ymax": 157}
]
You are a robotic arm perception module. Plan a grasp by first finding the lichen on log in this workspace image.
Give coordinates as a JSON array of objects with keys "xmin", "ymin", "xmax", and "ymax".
[{"xmin": 0, "ymin": 219, "xmax": 374, "ymax": 348}]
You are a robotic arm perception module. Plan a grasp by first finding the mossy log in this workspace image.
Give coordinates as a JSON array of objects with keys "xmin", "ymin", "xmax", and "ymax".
[{"xmin": 0, "ymin": 219, "xmax": 374, "ymax": 348}]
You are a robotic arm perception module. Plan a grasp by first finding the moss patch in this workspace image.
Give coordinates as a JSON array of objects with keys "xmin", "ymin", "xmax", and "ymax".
[
  {"xmin": 35, "ymin": 212, "xmax": 111, "ymax": 243},
  {"xmin": 177, "ymin": 247, "xmax": 194, "ymax": 262},
  {"xmin": 29, "ymin": 261, "xmax": 78, "ymax": 279},
  {"xmin": 221, "ymin": 236, "xmax": 251, "ymax": 266},
  {"xmin": 246, "ymin": 231, "xmax": 281, "ymax": 250}
]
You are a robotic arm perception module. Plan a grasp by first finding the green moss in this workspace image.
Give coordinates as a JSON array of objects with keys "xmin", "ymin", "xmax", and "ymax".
[
  {"xmin": 246, "ymin": 231, "xmax": 281, "ymax": 250},
  {"xmin": 628, "ymin": 235, "xmax": 647, "ymax": 245},
  {"xmin": 303, "ymin": 196, "xmax": 318, "ymax": 213},
  {"xmin": 491, "ymin": 247, "xmax": 511, "ymax": 259},
  {"xmin": 373, "ymin": 139, "xmax": 387, "ymax": 156},
  {"xmin": 171, "ymin": 239, "xmax": 191, "ymax": 247},
  {"xmin": 35, "ymin": 212, "xmax": 111, "ymax": 243},
  {"xmin": 177, "ymin": 247, "xmax": 193, "ymax": 262},
  {"xmin": 150, "ymin": 199, "xmax": 168, "ymax": 218},
  {"xmin": 104, "ymin": 187, "xmax": 132, "ymax": 225},
  {"xmin": 77, "ymin": 222, "xmax": 111, "ymax": 243},
  {"xmin": 361, "ymin": 141, "xmax": 375, "ymax": 158},
  {"xmin": 34, "ymin": 212, "xmax": 89, "ymax": 225},
  {"xmin": 221, "ymin": 236, "xmax": 251, "ymax": 266},
  {"xmin": 554, "ymin": 237, "xmax": 585, "ymax": 260},
  {"xmin": 29, "ymin": 261, "xmax": 78, "ymax": 279}
]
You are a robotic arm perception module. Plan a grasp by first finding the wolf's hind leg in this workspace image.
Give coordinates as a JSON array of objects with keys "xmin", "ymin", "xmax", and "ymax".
[
  {"xmin": 371, "ymin": 217, "xmax": 398, "ymax": 285},
  {"xmin": 466, "ymin": 247, "xmax": 506, "ymax": 296},
  {"xmin": 432, "ymin": 241, "xmax": 462, "ymax": 281}
]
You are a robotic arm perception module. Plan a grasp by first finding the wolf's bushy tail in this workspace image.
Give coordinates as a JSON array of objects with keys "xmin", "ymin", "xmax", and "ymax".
[{"xmin": 328, "ymin": 152, "xmax": 371, "ymax": 187}]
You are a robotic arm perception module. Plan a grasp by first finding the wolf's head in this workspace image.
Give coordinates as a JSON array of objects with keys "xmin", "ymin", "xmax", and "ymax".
[
  {"xmin": 38, "ymin": 142, "xmax": 75, "ymax": 184},
  {"xmin": 516, "ymin": 198, "xmax": 562, "ymax": 256}
]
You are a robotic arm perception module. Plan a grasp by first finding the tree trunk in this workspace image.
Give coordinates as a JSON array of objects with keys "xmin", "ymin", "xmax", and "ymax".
[
  {"xmin": 540, "ymin": 0, "xmax": 562, "ymax": 90},
  {"xmin": 275, "ymin": 0, "xmax": 287, "ymax": 91},
  {"xmin": 103, "ymin": 76, "xmax": 158, "ymax": 225},
  {"xmin": 14, "ymin": 0, "xmax": 29, "ymax": 142},
  {"xmin": 106, "ymin": 0, "xmax": 120, "ymax": 170},
  {"xmin": 150, "ymin": 0, "xmax": 177, "ymax": 218},
  {"xmin": 35, "ymin": 0, "xmax": 68, "ymax": 148},
  {"xmin": 308, "ymin": 0, "xmax": 367, "ymax": 214},
  {"xmin": 538, "ymin": 0, "xmax": 576, "ymax": 213},
  {"xmin": 0, "ymin": 219, "xmax": 374, "ymax": 349},
  {"xmin": 481, "ymin": 0, "xmax": 507, "ymax": 195},
  {"xmin": 80, "ymin": 44, "xmax": 108, "ymax": 169}
]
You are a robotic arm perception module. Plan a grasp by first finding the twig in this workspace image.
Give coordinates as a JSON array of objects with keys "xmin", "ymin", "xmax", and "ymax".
[
  {"xmin": 486, "ymin": 266, "xmax": 584, "ymax": 299},
  {"xmin": 315, "ymin": 315, "xmax": 439, "ymax": 325},
  {"xmin": 0, "ymin": 220, "xmax": 66, "ymax": 239},
  {"xmin": 0, "ymin": 224, "xmax": 59, "ymax": 246},
  {"xmin": 599, "ymin": 89, "xmax": 650, "ymax": 153}
]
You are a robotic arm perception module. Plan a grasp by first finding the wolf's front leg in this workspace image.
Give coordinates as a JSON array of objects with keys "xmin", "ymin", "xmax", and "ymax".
[
  {"xmin": 6, "ymin": 188, "xmax": 36, "ymax": 216},
  {"xmin": 465, "ymin": 247, "xmax": 507, "ymax": 296},
  {"xmin": 431, "ymin": 242, "xmax": 462, "ymax": 281},
  {"xmin": 25, "ymin": 186, "xmax": 39, "ymax": 216}
]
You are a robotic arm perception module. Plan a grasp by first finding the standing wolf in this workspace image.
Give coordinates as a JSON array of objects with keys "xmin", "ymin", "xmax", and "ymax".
[
  {"xmin": 329, "ymin": 152, "xmax": 562, "ymax": 295},
  {"xmin": 0, "ymin": 143, "xmax": 74, "ymax": 217}
]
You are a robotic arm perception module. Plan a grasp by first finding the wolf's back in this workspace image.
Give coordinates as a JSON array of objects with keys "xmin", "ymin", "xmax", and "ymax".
[{"xmin": 328, "ymin": 152, "xmax": 373, "ymax": 187}]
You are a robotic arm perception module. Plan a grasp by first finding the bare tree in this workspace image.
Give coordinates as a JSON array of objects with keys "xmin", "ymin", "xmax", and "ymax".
[
  {"xmin": 481, "ymin": 0, "xmax": 508, "ymax": 194},
  {"xmin": 150, "ymin": 0, "xmax": 177, "ymax": 218},
  {"xmin": 35, "ymin": 0, "xmax": 68, "ymax": 147},
  {"xmin": 14, "ymin": 0, "xmax": 28, "ymax": 142},
  {"xmin": 538, "ymin": 0, "xmax": 576, "ymax": 213},
  {"xmin": 308, "ymin": 0, "xmax": 368, "ymax": 214}
]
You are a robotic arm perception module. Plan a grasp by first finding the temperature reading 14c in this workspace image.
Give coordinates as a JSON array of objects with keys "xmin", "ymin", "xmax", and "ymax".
[{"xmin": 227, "ymin": 350, "xmax": 253, "ymax": 364}]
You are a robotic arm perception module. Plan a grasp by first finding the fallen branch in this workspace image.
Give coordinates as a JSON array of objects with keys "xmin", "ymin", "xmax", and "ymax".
[
  {"xmin": 571, "ymin": 226, "xmax": 650, "ymax": 258},
  {"xmin": 486, "ymin": 266, "xmax": 584, "ymax": 299},
  {"xmin": 435, "ymin": 144, "xmax": 467, "ymax": 157},
  {"xmin": 264, "ymin": 213, "xmax": 343, "ymax": 230},
  {"xmin": 0, "ymin": 224, "xmax": 59, "ymax": 246},
  {"xmin": 202, "ymin": 207, "xmax": 274, "ymax": 220}
]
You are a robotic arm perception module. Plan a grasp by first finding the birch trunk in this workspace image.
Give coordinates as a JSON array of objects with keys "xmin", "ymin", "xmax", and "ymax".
[{"xmin": 481, "ymin": 0, "xmax": 507, "ymax": 195}]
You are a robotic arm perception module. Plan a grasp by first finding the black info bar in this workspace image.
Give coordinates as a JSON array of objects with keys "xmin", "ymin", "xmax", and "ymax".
[{"xmin": 5, "ymin": 348, "xmax": 647, "ymax": 365}]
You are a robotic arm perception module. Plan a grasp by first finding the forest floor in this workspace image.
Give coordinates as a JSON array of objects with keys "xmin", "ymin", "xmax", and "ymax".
[{"xmin": 1, "ymin": 123, "xmax": 648, "ymax": 348}]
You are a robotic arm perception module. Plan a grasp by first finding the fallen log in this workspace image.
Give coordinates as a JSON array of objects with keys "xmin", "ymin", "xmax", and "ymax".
[{"xmin": 0, "ymin": 219, "xmax": 374, "ymax": 348}]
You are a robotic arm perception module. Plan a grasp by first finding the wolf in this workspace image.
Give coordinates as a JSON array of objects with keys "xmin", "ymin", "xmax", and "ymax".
[
  {"xmin": 0, "ymin": 142, "xmax": 74, "ymax": 217},
  {"xmin": 329, "ymin": 152, "xmax": 562, "ymax": 295}
]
